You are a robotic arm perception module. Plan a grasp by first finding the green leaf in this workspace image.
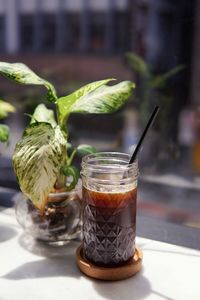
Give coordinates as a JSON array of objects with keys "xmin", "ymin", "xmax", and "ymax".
[
  {"xmin": 0, "ymin": 62, "xmax": 57, "ymax": 102},
  {"xmin": 30, "ymin": 104, "xmax": 57, "ymax": 127},
  {"xmin": 148, "ymin": 65, "xmax": 185, "ymax": 89},
  {"xmin": 77, "ymin": 144, "xmax": 96, "ymax": 156},
  {"xmin": 57, "ymin": 78, "xmax": 115, "ymax": 125},
  {"xmin": 0, "ymin": 100, "xmax": 15, "ymax": 120},
  {"xmin": 57, "ymin": 81, "xmax": 134, "ymax": 125},
  {"xmin": 13, "ymin": 123, "xmax": 66, "ymax": 211},
  {"xmin": 60, "ymin": 165, "xmax": 80, "ymax": 190},
  {"xmin": 70, "ymin": 81, "xmax": 134, "ymax": 114},
  {"xmin": 0, "ymin": 124, "xmax": 9, "ymax": 142},
  {"xmin": 125, "ymin": 52, "xmax": 150, "ymax": 76}
]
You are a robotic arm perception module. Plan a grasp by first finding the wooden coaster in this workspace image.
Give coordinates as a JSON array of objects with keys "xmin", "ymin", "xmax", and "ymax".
[{"xmin": 76, "ymin": 245, "xmax": 143, "ymax": 281}]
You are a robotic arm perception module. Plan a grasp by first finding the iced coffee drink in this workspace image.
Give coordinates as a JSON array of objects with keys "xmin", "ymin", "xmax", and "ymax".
[{"xmin": 81, "ymin": 152, "xmax": 138, "ymax": 266}]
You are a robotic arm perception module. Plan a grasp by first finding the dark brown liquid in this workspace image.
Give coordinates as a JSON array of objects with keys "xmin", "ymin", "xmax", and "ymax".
[{"xmin": 82, "ymin": 187, "xmax": 137, "ymax": 266}]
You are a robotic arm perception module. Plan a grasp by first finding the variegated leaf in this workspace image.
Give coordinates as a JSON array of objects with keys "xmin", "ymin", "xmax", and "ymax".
[
  {"xmin": 0, "ymin": 99, "xmax": 15, "ymax": 120},
  {"xmin": 57, "ymin": 78, "xmax": 115, "ymax": 125},
  {"xmin": 0, "ymin": 62, "xmax": 57, "ymax": 102},
  {"xmin": 70, "ymin": 81, "xmax": 134, "ymax": 113},
  {"xmin": 13, "ymin": 123, "xmax": 66, "ymax": 210},
  {"xmin": 30, "ymin": 104, "xmax": 57, "ymax": 127}
]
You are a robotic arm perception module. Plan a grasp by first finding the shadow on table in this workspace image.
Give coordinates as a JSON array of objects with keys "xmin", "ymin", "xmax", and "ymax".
[
  {"xmin": 93, "ymin": 269, "xmax": 174, "ymax": 300},
  {"xmin": 3, "ymin": 255, "xmax": 80, "ymax": 280},
  {"xmin": 2, "ymin": 233, "xmax": 81, "ymax": 280},
  {"xmin": 92, "ymin": 269, "xmax": 151, "ymax": 300},
  {"xmin": 0, "ymin": 225, "xmax": 17, "ymax": 243},
  {"xmin": 18, "ymin": 232, "xmax": 80, "ymax": 258}
]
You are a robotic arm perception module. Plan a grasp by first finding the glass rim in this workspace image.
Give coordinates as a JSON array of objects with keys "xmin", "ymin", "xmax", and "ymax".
[{"xmin": 81, "ymin": 152, "xmax": 138, "ymax": 173}]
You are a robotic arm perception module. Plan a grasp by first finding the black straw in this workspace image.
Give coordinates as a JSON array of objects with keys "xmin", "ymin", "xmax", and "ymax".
[{"xmin": 129, "ymin": 106, "xmax": 160, "ymax": 164}]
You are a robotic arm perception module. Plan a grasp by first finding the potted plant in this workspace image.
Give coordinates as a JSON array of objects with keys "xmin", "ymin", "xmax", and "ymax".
[{"xmin": 0, "ymin": 62, "xmax": 134, "ymax": 244}]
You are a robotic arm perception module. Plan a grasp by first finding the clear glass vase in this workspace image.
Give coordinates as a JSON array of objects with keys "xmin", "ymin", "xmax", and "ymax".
[{"xmin": 15, "ymin": 182, "xmax": 82, "ymax": 245}]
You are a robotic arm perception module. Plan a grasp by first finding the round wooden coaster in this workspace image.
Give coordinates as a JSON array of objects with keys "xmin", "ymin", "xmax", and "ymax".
[{"xmin": 76, "ymin": 245, "xmax": 143, "ymax": 281}]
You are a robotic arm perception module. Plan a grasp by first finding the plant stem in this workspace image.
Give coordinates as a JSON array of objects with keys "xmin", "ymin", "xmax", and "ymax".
[
  {"xmin": 54, "ymin": 173, "xmax": 66, "ymax": 190},
  {"xmin": 67, "ymin": 149, "xmax": 77, "ymax": 166},
  {"xmin": 56, "ymin": 103, "xmax": 69, "ymax": 138}
]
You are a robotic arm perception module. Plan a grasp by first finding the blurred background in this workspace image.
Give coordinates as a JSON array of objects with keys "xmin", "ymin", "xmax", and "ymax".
[{"xmin": 0, "ymin": 0, "xmax": 200, "ymax": 229}]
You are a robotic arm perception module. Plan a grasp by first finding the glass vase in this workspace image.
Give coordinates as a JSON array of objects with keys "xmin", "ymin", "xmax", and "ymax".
[{"xmin": 15, "ymin": 182, "xmax": 82, "ymax": 245}]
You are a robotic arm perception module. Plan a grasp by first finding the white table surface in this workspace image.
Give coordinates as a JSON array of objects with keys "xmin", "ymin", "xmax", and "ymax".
[{"xmin": 0, "ymin": 207, "xmax": 199, "ymax": 300}]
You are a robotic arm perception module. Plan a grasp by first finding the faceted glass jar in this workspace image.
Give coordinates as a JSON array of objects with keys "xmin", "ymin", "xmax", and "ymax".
[
  {"xmin": 81, "ymin": 152, "xmax": 138, "ymax": 266},
  {"xmin": 15, "ymin": 182, "xmax": 82, "ymax": 244}
]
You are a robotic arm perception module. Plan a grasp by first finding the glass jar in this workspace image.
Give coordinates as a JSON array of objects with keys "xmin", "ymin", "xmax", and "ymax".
[
  {"xmin": 81, "ymin": 152, "xmax": 138, "ymax": 266},
  {"xmin": 15, "ymin": 181, "xmax": 82, "ymax": 245}
]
